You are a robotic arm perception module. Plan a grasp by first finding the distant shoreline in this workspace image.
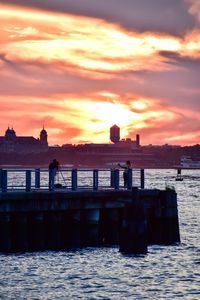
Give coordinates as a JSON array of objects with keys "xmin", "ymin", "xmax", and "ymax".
[{"xmin": 0, "ymin": 165, "xmax": 200, "ymax": 170}]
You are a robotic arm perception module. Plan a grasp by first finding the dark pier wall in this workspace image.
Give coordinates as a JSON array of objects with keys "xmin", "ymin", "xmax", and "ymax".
[{"xmin": 0, "ymin": 189, "xmax": 180, "ymax": 253}]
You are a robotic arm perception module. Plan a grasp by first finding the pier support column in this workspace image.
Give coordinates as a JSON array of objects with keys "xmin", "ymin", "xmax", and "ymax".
[
  {"xmin": 61, "ymin": 210, "xmax": 81, "ymax": 248},
  {"xmin": 28, "ymin": 212, "xmax": 45, "ymax": 251},
  {"xmin": 0, "ymin": 213, "xmax": 12, "ymax": 252},
  {"xmin": 99, "ymin": 208, "xmax": 122, "ymax": 245},
  {"xmin": 159, "ymin": 190, "xmax": 180, "ymax": 244},
  {"xmin": 81, "ymin": 209, "xmax": 100, "ymax": 246},
  {"xmin": 147, "ymin": 190, "xmax": 180, "ymax": 245},
  {"xmin": 12, "ymin": 213, "xmax": 28, "ymax": 252},
  {"xmin": 119, "ymin": 188, "xmax": 147, "ymax": 254},
  {"xmin": 44, "ymin": 212, "xmax": 62, "ymax": 250}
]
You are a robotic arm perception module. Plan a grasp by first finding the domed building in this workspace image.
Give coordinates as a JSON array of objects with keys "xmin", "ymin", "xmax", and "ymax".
[
  {"xmin": 0, "ymin": 127, "xmax": 48, "ymax": 153},
  {"xmin": 5, "ymin": 127, "xmax": 16, "ymax": 140}
]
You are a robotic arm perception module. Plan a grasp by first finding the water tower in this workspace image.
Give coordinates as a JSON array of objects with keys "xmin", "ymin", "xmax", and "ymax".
[{"xmin": 110, "ymin": 124, "xmax": 120, "ymax": 143}]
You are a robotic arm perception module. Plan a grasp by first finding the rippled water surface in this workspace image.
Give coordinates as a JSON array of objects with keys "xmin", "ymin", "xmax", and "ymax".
[{"xmin": 0, "ymin": 169, "xmax": 200, "ymax": 300}]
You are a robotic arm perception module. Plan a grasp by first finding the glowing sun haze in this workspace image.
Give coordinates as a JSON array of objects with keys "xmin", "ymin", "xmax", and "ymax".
[{"xmin": 0, "ymin": 0, "xmax": 200, "ymax": 145}]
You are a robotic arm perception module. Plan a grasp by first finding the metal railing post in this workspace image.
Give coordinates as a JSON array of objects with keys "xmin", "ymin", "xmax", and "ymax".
[
  {"xmin": 35, "ymin": 168, "xmax": 40, "ymax": 189},
  {"xmin": 114, "ymin": 169, "xmax": 119, "ymax": 190},
  {"xmin": 26, "ymin": 170, "xmax": 31, "ymax": 192},
  {"xmin": 140, "ymin": 169, "xmax": 145, "ymax": 189},
  {"xmin": 127, "ymin": 169, "xmax": 133, "ymax": 190},
  {"xmin": 1, "ymin": 170, "xmax": 7, "ymax": 192},
  {"xmin": 49, "ymin": 169, "xmax": 56, "ymax": 191},
  {"xmin": 93, "ymin": 169, "xmax": 98, "ymax": 190},
  {"xmin": 110, "ymin": 169, "xmax": 115, "ymax": 188},
  {"xmin": 72, "ymin": 169, "xmax": 77, "ymax": 190}
]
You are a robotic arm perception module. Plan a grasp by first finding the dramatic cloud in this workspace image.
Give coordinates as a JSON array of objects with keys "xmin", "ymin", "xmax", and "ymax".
[
  {"xmin": 0, "ymin": 0, "xmax": 196, "ymax": 35},
  {"xmin": 0, "ymin": 1, "xmax": 199, "ymax": 145}
]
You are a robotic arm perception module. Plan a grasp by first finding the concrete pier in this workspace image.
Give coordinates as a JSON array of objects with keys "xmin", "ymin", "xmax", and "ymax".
[{"xmin": 0, "ymin": 188, "xmax": 180, "ymax": 254}]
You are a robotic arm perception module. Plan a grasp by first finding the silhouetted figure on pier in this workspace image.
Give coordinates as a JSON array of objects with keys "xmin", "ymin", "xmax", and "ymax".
[
  {"xmin": 118, "ymin": 160, "xmax": 131, "ymax": 187},
  {"xmin": 49, "ymin": 159, "xmax": 60, "ymax": 190}
]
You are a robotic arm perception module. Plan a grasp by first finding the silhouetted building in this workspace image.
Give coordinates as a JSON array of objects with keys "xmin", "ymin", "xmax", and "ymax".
[
  {"xmin": 40, "ymin": 127, "xmax": 48, "ymax": 145},
  {"xmin": 136, "ymin": 134, "xmax": 140, "ymax": 147},
  {"xmin": 110, "ymin": 124, "xmax": 120, "ymax": 143},
  {"xmin": 109, "ymin": 124, "xmax": 140, "ymax": 149},
  {"xmin": 0, "ymin": 127, "xmax": 48, "ymax": 153}
]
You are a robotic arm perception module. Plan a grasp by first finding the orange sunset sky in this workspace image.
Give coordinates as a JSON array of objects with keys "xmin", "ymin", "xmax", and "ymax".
[{"xmin": 0, "ymin": 0, "xmax": 200, "ymax": 146}]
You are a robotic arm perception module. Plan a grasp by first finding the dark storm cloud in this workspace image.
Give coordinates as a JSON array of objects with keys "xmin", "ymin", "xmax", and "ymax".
[{"xmin": 0, "ymin": 0, "xmax": 197, "ymax": 35}]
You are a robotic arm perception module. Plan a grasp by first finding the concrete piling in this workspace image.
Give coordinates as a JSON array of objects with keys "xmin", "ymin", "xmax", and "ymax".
[
  {"xmin": 146, "ymin": 190, "xmax": 180, "ymax": 245},
  {"xmin": 67, "ymin": 210, "xmax": 81, "ymax": 248},
  {"xmin": 81, "ymin": 209, "xmax": 100, "ymax": 246},
  {"xmin": 100, "ymin": 208, "xmax": 122, "ymax": 245},
  {"xmin": 119, "ymin": 201, "xmax": 147, "ymax": 254},
  {"xmin": 44, "ymin": 212, "xmax": 61, "ymax": 250},
  {"xmin": 12, "ymin": 213, "xmax": 28, "ymax": 252},
  {"xmin": 0, "ymin": 213, "xmax": 11, "ymax": 252},
  {"xmin": 28, "ymin": 212, "xmax": 45, "ymax": 251},
  {"xmin": 159, "ymin": 190, "xmax": 180, "ymax": 244}
]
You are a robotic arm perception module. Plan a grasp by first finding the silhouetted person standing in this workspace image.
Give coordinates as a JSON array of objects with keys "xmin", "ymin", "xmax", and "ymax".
[
  {"xmin": 118, "ymin": 160, "xmax": 131, "ymax": 187},
  {"xmin": 49, "ymin": 159, "xmax": 60, "ymax": 191}
]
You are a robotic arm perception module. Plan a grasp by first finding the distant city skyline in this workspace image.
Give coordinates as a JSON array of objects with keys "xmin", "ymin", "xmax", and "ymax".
[
  {"xmin": 0, "ymin": 1, "xmax": 200, "ymax": 146},
  {"xmin": 0, "ymin": 125, "xmax": 198, "ymax": 147}
]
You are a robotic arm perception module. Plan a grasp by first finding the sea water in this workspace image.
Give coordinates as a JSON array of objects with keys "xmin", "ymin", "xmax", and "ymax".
[{"xmin": 0, "ymin": 169, "xmax": 200, "ymax": 300}]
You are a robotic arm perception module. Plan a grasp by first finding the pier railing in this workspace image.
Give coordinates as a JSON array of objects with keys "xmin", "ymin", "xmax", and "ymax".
[{"xmin": 0, "ymin": 168, "xmax": 145, "ymax": 192}]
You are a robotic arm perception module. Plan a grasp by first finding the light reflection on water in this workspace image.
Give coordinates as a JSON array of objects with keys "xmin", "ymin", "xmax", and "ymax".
[{"xmin": 0, "ymin": 169, "xmax": 200, "ymax": 300}]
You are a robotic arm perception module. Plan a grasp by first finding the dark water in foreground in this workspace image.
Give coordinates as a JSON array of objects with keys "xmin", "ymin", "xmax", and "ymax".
[{"xmin": 0, "ymin": 170, "xmax": 200, "ymax": 300}]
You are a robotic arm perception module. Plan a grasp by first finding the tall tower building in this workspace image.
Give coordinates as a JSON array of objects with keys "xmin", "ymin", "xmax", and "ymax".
[
  {"xmin": 110, "ymin": 124, "xmax": 120, "ymax": 143},
  {"xmin": 136, "ymin": 134, "xmax": 140, "ymax": 147},
  {"xmin": 40, "ymin": 127, "xmax": 48, "ymax": 145}
]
